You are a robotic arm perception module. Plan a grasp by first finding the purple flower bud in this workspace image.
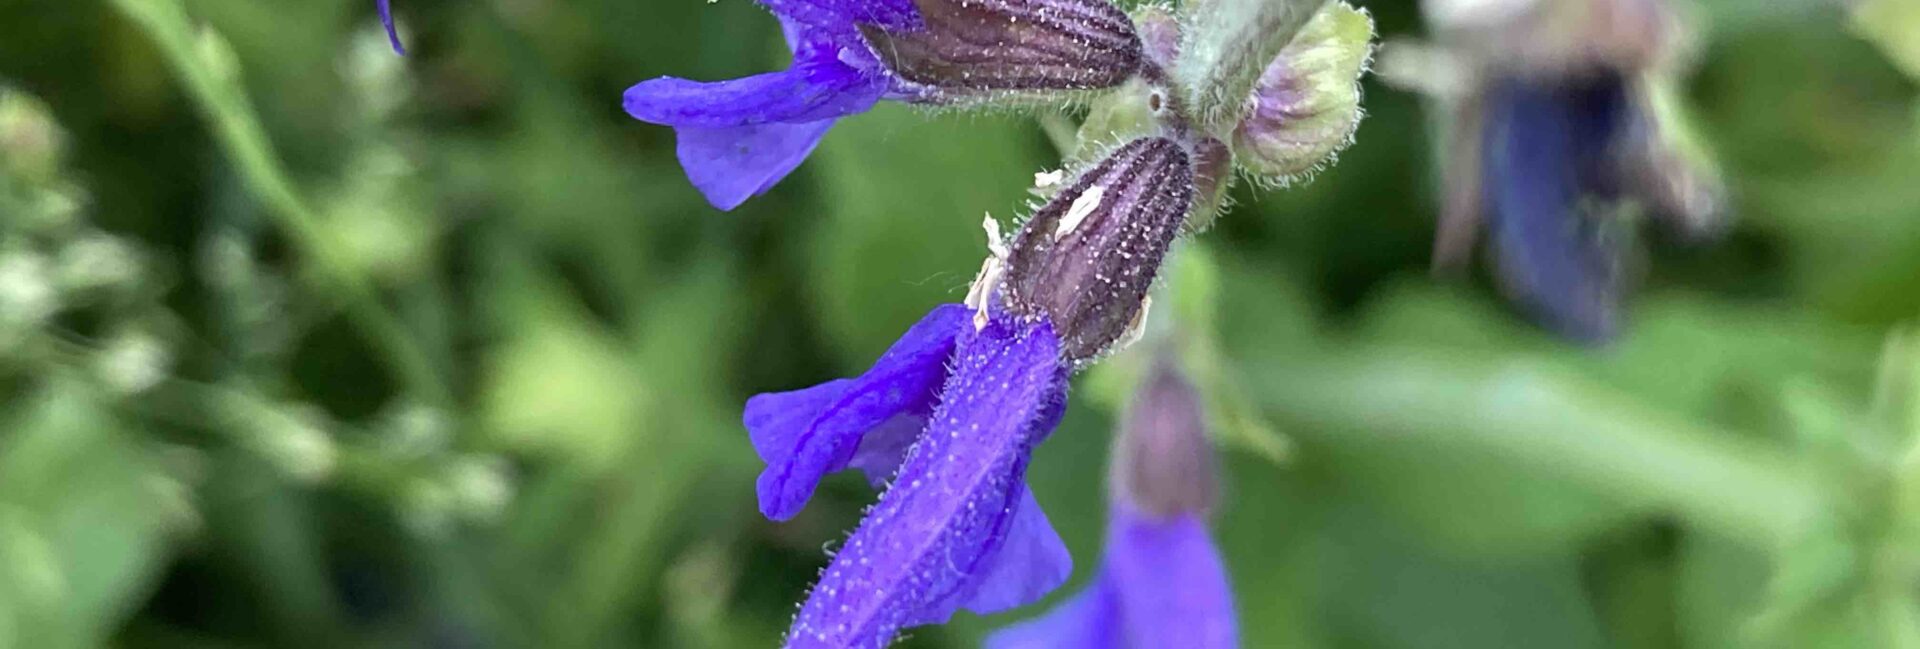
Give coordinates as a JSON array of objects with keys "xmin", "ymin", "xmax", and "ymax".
[
  {"xmin": 1232, "ymin": 1, "xmax": 1373, "ymax": 184},
  {"xmin": 1002, "ymin": 137, "xmax": 1195, "ymax": 362},
  {"xmin": 858, "ymin": 0, "xmax": 1145, "ymax": 97},
  {"xmin": 1110, "ymin": 353, "xmax": 1217, "ymax": 518}
]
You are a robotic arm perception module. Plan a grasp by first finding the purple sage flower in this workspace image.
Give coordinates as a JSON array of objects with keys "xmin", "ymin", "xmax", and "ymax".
[
  {"xmin": 1478, "ymin": 71, "xmax": 1633, "ymax": 342},
  {"xmin": 744, "ymin": 136, "xmax": 1195, "ymax": 647},
  {"xmin": 623, "ymin": 0, "xmax": 1144, "ymax": 211},
  {"xmin": 1407, "ymin": 0, "xmax": 1726, "ymax": 342},
  {"xmin": 377, "ymin": 0, "xmax": 403, "ymax": 54},
  {"xmin": 986, "ymin": 352, "xmax": 1236, "ymax": 649}
]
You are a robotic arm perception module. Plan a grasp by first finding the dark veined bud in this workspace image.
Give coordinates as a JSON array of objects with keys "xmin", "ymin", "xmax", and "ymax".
[
  {"xmin": 859, "ymin": 0, "xmax": 1145, "ymax": 98},
  {"xmin": 1110, "ymin": 351, "xmax": 1218, "ymax": 518},
  {"xmin": 1003, "ymin": 137, "xmax": 1194, "ymax": 362}
]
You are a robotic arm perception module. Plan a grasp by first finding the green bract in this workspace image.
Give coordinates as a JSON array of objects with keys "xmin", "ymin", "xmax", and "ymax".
[{"xmin": 1231, "ymin": 1, "xmax": 1374, "ymax": 185}]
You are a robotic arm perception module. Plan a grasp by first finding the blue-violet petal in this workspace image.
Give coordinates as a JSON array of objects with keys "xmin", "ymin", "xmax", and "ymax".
[
  {"xmin": 785, "ymin": 313, "xmax": 1070, "ymax": 648},
  {"xmin": 744, "ymin": 304, "xmax": 970, "ymax": 520}
]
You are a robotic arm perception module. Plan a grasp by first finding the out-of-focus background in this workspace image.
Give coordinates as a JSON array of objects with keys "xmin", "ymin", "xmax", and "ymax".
[{"xmin": 0, "ymin": 0, "xmax": 1916, "ymax": 647}]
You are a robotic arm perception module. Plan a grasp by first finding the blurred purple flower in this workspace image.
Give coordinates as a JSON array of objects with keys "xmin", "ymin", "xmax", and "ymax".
[
  {"xmin": 1410, "ymin": 0, "xmax": 1725, "ymax": 343},
  {"xmin": 987, "ymin": 352, "xmax": 1236, "ymax": 649},
  {"xmin": 748, "ymin": 304, "xmax": 1074, "ymax": 648},
  {"xmin": 1479, "ymin": 72, "xmax": 1631, "ymax": 342},
  {"xmin": 984, "ymin": 508, "xmax": 1235, "ymax": 649},
  {"xmin": 378, "ymin": 0, "xmax": 403, "ymax": 54}
]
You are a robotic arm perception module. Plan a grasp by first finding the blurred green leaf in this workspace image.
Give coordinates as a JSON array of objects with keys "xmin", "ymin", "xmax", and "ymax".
[
  {"xmin": 1853, "ymin": 0, "xmax": 1920, "ymax": 80},
  {"xmin": 0, "ymin": 379, "xmax": 179, "ymax": 649},
  {"xmin": 808, "ymin": 105, "xmax": 1048, "ymax": 361}
]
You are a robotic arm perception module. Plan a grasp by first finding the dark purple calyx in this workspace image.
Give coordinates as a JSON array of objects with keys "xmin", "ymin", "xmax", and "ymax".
[
  {"xmin": 858, "ymin": 0, "xmax": 1145, "ymax": 97},
  {"xmin": 1002, "ymin": 137, "xmax": 1195, "ymax": 362}
]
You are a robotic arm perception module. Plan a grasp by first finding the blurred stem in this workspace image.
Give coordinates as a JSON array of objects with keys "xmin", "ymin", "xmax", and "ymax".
[
  {"xmin": 108, "ymin": 0, "xmax": 450, "ymax": 405},
  {"xmin": 1247, "ymin": 348, "xmax": 1840, "ymax": 549}
]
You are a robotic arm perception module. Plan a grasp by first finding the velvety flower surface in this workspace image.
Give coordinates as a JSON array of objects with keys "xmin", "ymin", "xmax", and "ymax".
[
  {"xmin": 1479, "ymin": 72, "xmax": 1631, "ymax": 342},
  {"xmin": 622, "ymin": 0, "xmax": 923, "ymax": 211},
  {"xmin": 984, "ymin": 506, "xmax": 1236, "ymax": 649},
  {"xmin": 761, "ymin": 306, "xmax": 1072, "ymax": 648}
]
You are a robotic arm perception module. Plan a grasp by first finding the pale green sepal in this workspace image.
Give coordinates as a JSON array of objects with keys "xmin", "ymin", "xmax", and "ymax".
[{"xmin": 1231, "ymin": 1, "xmax": 1374, "ymax": 185}]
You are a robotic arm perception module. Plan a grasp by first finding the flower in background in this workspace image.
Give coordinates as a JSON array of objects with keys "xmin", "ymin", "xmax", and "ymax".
[
  {"xmin": 987, "ymin": 349, "xmax": 1235, "ymax": 649},
  {"xmin": 1383, "ymin": 0, "xmax": 1726, "ymax": 342},
  {"xmin": 623, "ymin": 0, "xmax": 1145, "ymax": 211},
  {"xmin": 744, "ymin": 136, "xmax": 1195, "ymax": 647},
  {"xmin": 378, "ymin": 0, "xmax": 403, "ymax": 54}
]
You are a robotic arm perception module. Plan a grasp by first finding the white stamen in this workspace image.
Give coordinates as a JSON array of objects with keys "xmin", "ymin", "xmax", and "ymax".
[
  {"xmin": 982, "ymin": 213, "xmax": 1009, "ymax": 259},
  {"xmin": 1057, "ymin": 185, "xmax": 1105, "ymax": 238},
  {"xmin": 1110, "ymin": 295, "xmax": 1153, "ymax": 353},
  {"xmin": 1033, "ymin": 169, "xmax": 1064, "ymax": 189},
  {"xmin": 964, "ymin": 257, "xmax": 1004, "ymax": 332}
]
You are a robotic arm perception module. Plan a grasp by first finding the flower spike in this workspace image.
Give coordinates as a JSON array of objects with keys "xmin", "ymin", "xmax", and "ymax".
[{"xmin": 1388, "ymin": 0, "xmax": 1726, "ymax": 341}]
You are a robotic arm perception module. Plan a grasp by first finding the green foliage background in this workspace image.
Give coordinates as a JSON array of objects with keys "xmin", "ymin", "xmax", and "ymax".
[{"xmin": 0, "ymin": 0, "xmax": 1916, "ymax": 647}]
